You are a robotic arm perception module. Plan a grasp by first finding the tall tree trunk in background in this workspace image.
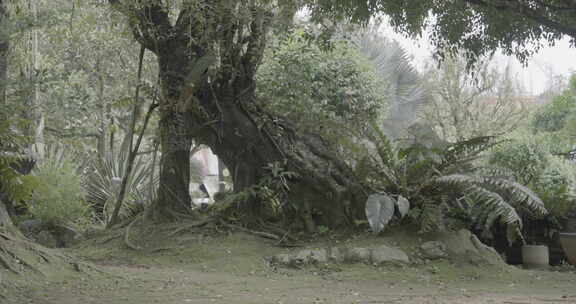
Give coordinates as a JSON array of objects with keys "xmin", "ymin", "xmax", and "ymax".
[
  {"xmin": 0, "ymin": 0, "xmax": 7, "ymax": 106},
  {"xmin": 110, "ymin": 1, "xmax": 366, "ymax": 227},
  {"xmin": 26, "ymin": 0, "xmax": 44, "ymax": 159},
  {"xmin": 96, "ymin": 63, "xmax": 107, "ymax": 159}
]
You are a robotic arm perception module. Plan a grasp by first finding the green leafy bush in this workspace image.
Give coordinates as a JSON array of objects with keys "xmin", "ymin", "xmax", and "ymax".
[
  {"xmin": 536, "ymin": 157, "xmax": 576, "ymax": 217},
  {"xmin": 488, "ymin": 135, "xmax": 549, "ymax": 185},
  {"xmin": 489, "ymin": 135, "xmax": 576, "ymax": 218},
  {"xmin": 27, "ymin": 149, "xmax": 89, "ymax": 227},
  {"xmin": 531, "ymin": 74, "xmax": 576, "ymax": 134},
  {"xmin": 257, "ymin": 27, "xmax": 386, "ymax": 135}
]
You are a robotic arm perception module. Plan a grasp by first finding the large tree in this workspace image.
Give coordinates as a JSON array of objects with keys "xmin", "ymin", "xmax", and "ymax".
[
  {"xmin": 423, "ymin": 54, "xmax": 526, "ymax": 142},
  {"xmin": 108, "ymin": 1, "xmax": 365, "ymax": 228}
]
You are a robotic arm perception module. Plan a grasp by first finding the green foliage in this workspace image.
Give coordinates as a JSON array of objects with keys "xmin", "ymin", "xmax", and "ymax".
[
  {"xmin": 352, "ymin": 24, "xmax": 430, "ymax": 140},
  {"xmin": 489, "ymin": 135, "xmax": 576, "ymax": 218},
  {"xmin": 0, "ymin": 115, "xmax": 35, "ymax": 204},
  {"xmin": 211, "ymin": 161, "xmax": 299, "ymax": 221},
  {"xmin": 423, "ymin": 54, "xmax": 525, "ymax": 142},
  {"xmin": 307, "ymin": 1, "xmax": 574, "ymax": 67},
  {"xmin": 488, "ymin": 135, "xmax": 550, "ymax": 185},
  {"xmin": 532, "ymin": 74, "xmax": 576, "ymax": 134},
  {"xmin": 365, "ymin": 193, "xmax": 409, "ymax": 233},
  {"xmin": 83, "ymin": 150, "xmax": 157, "ymax": 224},
  {"xmin": 536, "ymin": 157, "xmax": 576, "ymax": 217},
  {"xmin": 26, "ymin": 146, "xmax": 89, "ymax": 227},
  {"xmin": 257, "ymin": 27, "xmax": 386, "ymax": 135}
]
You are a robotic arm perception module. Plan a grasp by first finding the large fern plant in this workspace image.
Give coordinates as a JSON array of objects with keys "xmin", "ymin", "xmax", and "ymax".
[{"xmin": 360, "ymin": 123, "xmax": 547, "ymax": 243}]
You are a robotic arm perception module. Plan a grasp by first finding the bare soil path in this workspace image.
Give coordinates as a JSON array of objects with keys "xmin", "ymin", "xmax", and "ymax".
[{"xmin": 3, "ymin": 228, "xmax": 576, "ymax": 304}]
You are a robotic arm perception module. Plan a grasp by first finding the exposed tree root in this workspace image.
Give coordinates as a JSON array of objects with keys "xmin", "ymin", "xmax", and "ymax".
[
  {"xmin": 168, "ymin": 218, "xmax": 213, "ymax": 236},
  {"xmin": 219, "ymin": 221, "xmax": 281, "ymax": 241},
  {"xmin": 124, "ymin": 215, "xmax": 143, "ymax": 251},
  {"xmin": 0, "ymin": 227, "xmax": 84, "ymax": 278}
]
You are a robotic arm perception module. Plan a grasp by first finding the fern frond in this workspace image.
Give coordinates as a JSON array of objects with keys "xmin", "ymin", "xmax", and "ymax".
[
  {"xmin": 465, "ymin": 184, "xmax": 522, "ymax": 228},
  {"xmin": 367, "ymin": 120, "xmax": 397, "ymax": 168},
  {"xmin": 436, "ymin": 173, "xmax": 546, "ymax": 243},
  {"xmin": 437, "ymin": 173, "xmax": 547, "ymax": 217},
  {"xmin": 479, "ymin": 177, "xmax": 548, "ymax": 217},
  {"xmin": 440, "ymin": 136, "xmax": 502, "ymax": 171}
]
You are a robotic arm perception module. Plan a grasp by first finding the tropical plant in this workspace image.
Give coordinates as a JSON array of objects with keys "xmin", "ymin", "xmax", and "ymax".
[
  {"xmin": 360, "ymin": 124, "xmax": 547, "ymax": 243},
  {"xmin": 365, "ymin": 193, "xmax": 409, "ymax": 233},
  {"xmin": 83, "ymin": 149, "xmax": 157, "ymax": 224}
]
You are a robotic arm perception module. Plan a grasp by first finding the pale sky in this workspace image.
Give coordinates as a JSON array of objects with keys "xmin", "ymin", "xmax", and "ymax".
[{"xmin": 380, "ymin": 27, "xmax": 576, "ymax": 95}]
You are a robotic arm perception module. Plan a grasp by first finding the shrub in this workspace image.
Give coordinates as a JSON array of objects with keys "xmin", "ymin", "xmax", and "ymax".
[
  {"xmin": 488, "ymin": 135, "xmax": 549, "ymax": 185},
  {"xmin": 27, "ymin": 155, "xmax": 89, "ymax": 227},
  {"xmin": 489, "ymin": 134, "xmax": 576, "ymax": 218},
  {"xmin": 532, "ymin": 156, "xmax": 576, "ymax": 217},
  {"xmin": 531, "ymin": 74, "xmax": 576, "ymax": 134}
]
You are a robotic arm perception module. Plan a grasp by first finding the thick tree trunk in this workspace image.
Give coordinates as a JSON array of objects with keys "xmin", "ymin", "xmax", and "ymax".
[
  {"xmin": 112, "ymin": 1, "xmax": 367, "ymax": 227},
  {"xmin": 152, "ymin": 51, "xmax": 365, "ymax": 227},
  {"xmin": 150, "ymin": 110, "xmax": 193, "ymax": 220},
  {"xmin": 190, "ymin": 76, "xmax": 366, "ymax": 229},
  {"xmin": 146, "ymin": 45, "xmax": 195, "ymax": 221}
]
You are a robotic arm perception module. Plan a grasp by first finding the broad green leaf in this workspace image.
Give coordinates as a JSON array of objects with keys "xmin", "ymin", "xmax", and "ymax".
[
  {"xmin": 365, "ymin": 193, "xmax": 395, "ymax": 233},
  {"xmin": 396, "ymin": 195, "xmax": 410, "ymax": 218}
]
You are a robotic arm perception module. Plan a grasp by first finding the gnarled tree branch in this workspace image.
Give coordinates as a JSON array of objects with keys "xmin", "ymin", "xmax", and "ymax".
[{"xmin": 109, "ymin": 0, "xmax": 176, "ymax": 53}]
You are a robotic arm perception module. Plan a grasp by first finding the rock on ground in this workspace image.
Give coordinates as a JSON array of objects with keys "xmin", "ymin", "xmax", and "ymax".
[
  {"xmin": 270, "ymin": 245, "xmax": 410, "ymax": 267},
  {"xmin": 420, "ymin": 241, "xmax": 447, "ymax": 260},
  {"xmin": 434, "ymin": 229, "xmax": 505, "ymax": 266},
  {"xmin": 371, "ymin": 245, "xmax": 410, "ymax": 264}
]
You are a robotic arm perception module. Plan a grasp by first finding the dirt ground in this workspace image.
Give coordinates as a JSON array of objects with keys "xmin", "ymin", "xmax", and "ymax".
[{"xmin": 2, "ymin": 224, "xmax": 576, "ymax": 304}]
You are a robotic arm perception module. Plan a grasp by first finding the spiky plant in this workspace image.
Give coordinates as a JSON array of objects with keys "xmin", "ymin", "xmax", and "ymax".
[
  {"xmin": 351, "ymin": 24, "xmax": 430, "ymax": 141},
  {"xmin": 83, "ymin": 149, "xmax": 157, "ymax": 224}
]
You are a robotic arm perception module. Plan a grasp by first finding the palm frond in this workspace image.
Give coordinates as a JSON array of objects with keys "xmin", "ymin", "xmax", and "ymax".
[
  {"xmin": 33, "ymin": 144, "xmax": 87, "ymax": 173},
  {"xmin": 352, "ymin": 25, "xmax": 430, "ymax": 140},
  {"xmin": 84, "ymin": 151, "xmax": 157, "ymax": 223}
]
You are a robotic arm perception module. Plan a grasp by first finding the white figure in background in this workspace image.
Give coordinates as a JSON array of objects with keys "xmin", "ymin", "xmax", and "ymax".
[{"xmin": 190, "ymin": 147, "xmax": 220, "ymax": 203}]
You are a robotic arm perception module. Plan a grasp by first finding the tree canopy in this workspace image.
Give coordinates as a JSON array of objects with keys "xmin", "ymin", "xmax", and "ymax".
[{"xmin": 308, "ymin": 0, "xmax": 576, "ymax": 64}]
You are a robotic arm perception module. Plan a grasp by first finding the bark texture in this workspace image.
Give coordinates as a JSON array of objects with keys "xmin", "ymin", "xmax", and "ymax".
[{"xmin": 0, "ymin": 0, "xmax": 7, "ymax": 103}]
